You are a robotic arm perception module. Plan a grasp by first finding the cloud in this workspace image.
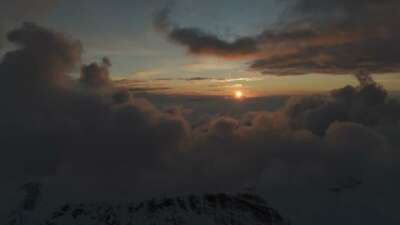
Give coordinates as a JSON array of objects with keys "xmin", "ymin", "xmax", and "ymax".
[
  {"xmin": 114, "ymin": 78, "xmax": 173, "ymax": 93},
  {"xmin": 128, "ymin": 86, "xmax": 173, "ymax": 92},
  {"xmin": 182, "ymin": 60, "xmax": 239, "ymax": 72},
  {"xmin": 285, "ymin": 80, "xmax": 393, "ymax": 136},
  {"xmin": 149, "ymin": 76, "xmax": 264, "ymax": 83},
  {"xmin": 0, "ymin": 0, "xmax": 60, "ymax": 48},
  {"xmin": 1, "ymin": 22, "xmax": 82, "ymax": 88},
  {"xmin": 131, "ymin": 69, "xmax": 162, "ymax": 78},
  {"xmin": 184, "ymin": 77, "xmax": 210, "ymax": 81},
  {"xmin": 1, "ymin": 23, "xmax": 400, "ymax": 224},
  {"xmin": 151, "ymin": 77, "xmax": 212, "ymax": 81},
  {"xmin": 0, "ymin": 23, "xmax": 189, "ymax": 188},
  {"xmin": 187, "ymin": 111, "xmax": 393, "ymax": 191},
  {"xmin": 80, "ymin": 57, "xmax": 112, "ymax": 88},
  {"xmin": 153, "ymin": 6, "xmax": 260, "ymax": 59},
  {"xmin": 354, "ymin": 70, "xmax": 376, "ymax": 87},
  {"xmin": 212, "ymin": 77, "xmax": 265, "ymax": 82},
  {"xmin": 155, "ymin": 0, "xmax": 400, "ymax": 75}
]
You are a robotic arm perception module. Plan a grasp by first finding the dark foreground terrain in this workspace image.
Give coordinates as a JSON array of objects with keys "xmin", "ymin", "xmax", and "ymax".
[{"xmin": 8, "ymin": 193, "xmax": 286, "ymax": 225}]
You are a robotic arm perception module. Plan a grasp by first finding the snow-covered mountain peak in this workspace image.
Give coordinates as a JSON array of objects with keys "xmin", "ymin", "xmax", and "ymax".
[{"xmin": 9, "ymin": 192, "xmax": 287, "ymax": 225}]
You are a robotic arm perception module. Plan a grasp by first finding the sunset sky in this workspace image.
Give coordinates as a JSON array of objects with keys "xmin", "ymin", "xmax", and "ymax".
[
  {"xmin": 2, "ymin": 0, "xmax": 400, "ymax": 96},
  {"xmin": 1, "ymin": 1, "xmax": 400, "ymax": 225}
]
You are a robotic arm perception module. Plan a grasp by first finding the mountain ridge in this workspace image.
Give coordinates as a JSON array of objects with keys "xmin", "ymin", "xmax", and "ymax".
[{"xmin": 8, "ymin": 192, "xmax": 287, "ymax": 225}]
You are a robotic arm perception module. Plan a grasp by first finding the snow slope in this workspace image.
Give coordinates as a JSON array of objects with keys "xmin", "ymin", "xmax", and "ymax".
[{"xmin": 8, "ymin": 193, "xmax": 287, "ymax": 225}]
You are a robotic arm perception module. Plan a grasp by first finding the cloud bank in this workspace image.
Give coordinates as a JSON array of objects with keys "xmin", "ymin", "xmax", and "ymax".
[
  {"xmin": 1, "ymin": 22, "xmax": 400, "ymax": 224},
  {"xmin": 155, "ymin": 0, "xmax": 400, "ymax": 75}
]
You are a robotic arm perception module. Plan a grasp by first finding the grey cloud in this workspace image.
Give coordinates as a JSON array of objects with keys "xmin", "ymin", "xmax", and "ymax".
[
  {"xmin": 155, "ymin": 0, "xmax": 400, "ymax": 75},
  {"xmin": 0, "ymin": 0, "xmax": 60, "ymax": 47},
  {"xmin": 2, "ymin": 22, "xmax": 82, "ymax": 88},
  {"xmin": 0, "ymin": 23, "xmax": 189, "ymax": 188},
  {"xmin": 128, "ymin": 87, "xmax": 173, "ymax": 92},
  {"xmin": 285, "ymin": 77, "xmax": 396, "ymax": 135},
  {"xmin": 80, "ymin": 57, "xmax": 112, "ymax": 88},
  {"xmin": 253, "ymin": 0, "xmax": 400, "ymax": 75},
  {"xmin": 153, "ymin": 6, "xmax": 259, "ymax": 59},
  {"xmin": 153, "ymin": 77, "xmax": 211, "ymax": 81},
  {"xmin": 186, "ymin": 111, "xmax": 393, "ymax": 192},
  {"xmin": 184, "ymin": 77, "xmax": 210, "ymax": 81}
]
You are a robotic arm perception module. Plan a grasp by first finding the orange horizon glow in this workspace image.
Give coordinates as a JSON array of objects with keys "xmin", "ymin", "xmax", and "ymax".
[{"xmin": 112, "ymin": 73, "xmax": 400, "ymax": 97}]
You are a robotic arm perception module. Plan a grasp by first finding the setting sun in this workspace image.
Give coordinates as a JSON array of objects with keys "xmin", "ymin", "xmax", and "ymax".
[{"xmin": 235, "ymin": 90, "xmax": 243, "ymax": 99}]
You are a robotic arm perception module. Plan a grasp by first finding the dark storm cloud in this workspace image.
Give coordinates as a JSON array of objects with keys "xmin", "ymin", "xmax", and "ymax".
[
  {"xmin": 153, "ymin": 6, "xmax": 260, "ymax": 59},
  {"xmin": 155, "ymin": 0, "xmax": 400, "ymax": 75}
]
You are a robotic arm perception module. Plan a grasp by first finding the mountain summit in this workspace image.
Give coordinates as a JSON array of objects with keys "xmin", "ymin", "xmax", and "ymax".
[{"xmin": 9, "ymin": 193, "xmax": 287, "ymax": 225}]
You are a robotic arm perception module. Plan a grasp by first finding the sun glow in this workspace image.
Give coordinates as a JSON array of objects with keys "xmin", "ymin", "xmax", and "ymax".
[{"xmin": 235, "ymin": 90, "xmax": 243, "ymax": 99}]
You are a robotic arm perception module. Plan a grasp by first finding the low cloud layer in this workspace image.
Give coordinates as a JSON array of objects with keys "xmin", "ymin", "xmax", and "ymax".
[
  {"xmin": 155, "ymin": 0, "xmax": 400, "ymax": 75},
  {"xmin": 1, "ymin": 23, "xmax": 400, "ymax": 224}
]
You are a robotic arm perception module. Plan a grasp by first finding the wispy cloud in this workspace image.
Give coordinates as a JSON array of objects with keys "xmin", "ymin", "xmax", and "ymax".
[
  {"xmin": 212, "ymin": 77, "xmax": 265, "ymax": 82},
  {"xmin": 150, "ymin": 76, "xmax": 265, "ymax": 82},
  {"xmin": 182, "ymin": 60, "xmax": 241, "ymax": 72},
  {"xmin": 117, "ymin": 69, "xmax": 163, "ymax": 80}
]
